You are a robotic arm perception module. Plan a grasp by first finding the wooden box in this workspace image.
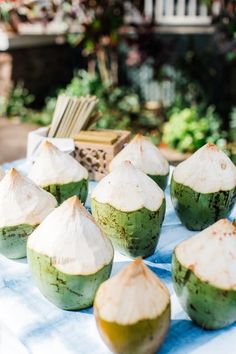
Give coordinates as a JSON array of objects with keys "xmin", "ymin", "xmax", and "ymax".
[{"xmin": 73, "ymin": 130, "xmax": 131, "ymax": 181}]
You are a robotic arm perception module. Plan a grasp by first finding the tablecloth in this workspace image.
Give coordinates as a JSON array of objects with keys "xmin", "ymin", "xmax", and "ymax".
[{"xmin": 0, "ymin": 159, "xmax": 235, "ymax": 354}]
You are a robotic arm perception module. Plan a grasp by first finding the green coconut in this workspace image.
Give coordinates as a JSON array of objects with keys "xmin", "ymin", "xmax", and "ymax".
[
  {"xmin": 172, "ymin": 219, "xmax": 236, "ymax": 329},
  {"xmin": 28, "ymin": 141, "xmax": 89, "ymax": 204},
  {"xmin": 91, "ymin": 161, "xmax": 166, "ymax": 258},
  {"xmin": 109, "ymin": 134, "xmax": 169, "ymax": 190},
  {"xmin": 0, "ymin": 224, "xmax": 37, "ymax": 259},
  {"xmin": 0, "ymin": 168, "xmax": 57, "ymax": 259},
  {"xmin": 94, "ymin": 258, "xmax": 171, "ymax": 354},
  {"xmin": 43, "ymin": 179, "xmax": 88, "ymax": 205},
  {"xmin": 92, "ymin": 201, "xmax": 165, "ymax": 258},
  {"xmin": 171, "ymin": 143, "xmax": 236, "ymax": 231},
  {"xmin": 148, "ymin": 174, "xmax": 169, "ymax": 191},
  {"xmin": 27, "ymin": 196, "xmax": 114, "ymax": 310}
]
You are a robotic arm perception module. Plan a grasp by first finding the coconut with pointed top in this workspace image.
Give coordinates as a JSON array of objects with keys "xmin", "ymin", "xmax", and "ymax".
[
  {"xmin": 109, "ymin": 134, "xmax": 169, "ymax": 190},
  {"xmin": 27, "ymin": 196, "xmax": 114, "ymax": 310},
  {"xmin": 170, "ymin": 143, "xmax": 236, "ymax": 231},
  {"xmin": 172, "ymin": 219, "xmax": 236, "ymax": 329},
  {"xmin": 0, "ymin": 168, "xmax": 57, "ymax": 259},
  {"xmin": 91, "ymin": 161, "xmax": 165, "ymax": 258},
  {"xmin": 28, "ymin": 141, "xmax": 89, "ymax": 204},
  {"xmin": 94, "ymin": 258, "xmax": 170, "ymax": 354},
  {"xmin": 0, "ymin": 166, "xmax": 4, "ymax": 181}
]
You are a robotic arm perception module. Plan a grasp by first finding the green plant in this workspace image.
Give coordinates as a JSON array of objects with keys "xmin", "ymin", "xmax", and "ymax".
[
  {"xmin": 24, "ymin": 97, "xmax": 57, "ymax": 126},
  {"xmin": 73, "ymin": 0, "xmax": 127, "ymax": 85},
  {"xmin": 25, "ymin": 70, "xmax": 160, "ymax": 134},
  {"xmin": 23, "ymin": 71, "xmax": 102, "ymax": 126},
  {"xmin": 0, "ymin": 3, "xmax": 12, "ymax": 22},
  {"xmin": 158, "ymin": 66, "xmax": 206, "ymax": 114},
  {"xmin": 94, "ymin": 86, "xmax": 140, "ymax": 129},
  {"xmin": 163, "ymin": 106, "xmax": 226, "ymax": 153},
  {"xmin": 0, "ymin": 83, "xmax": 34, "ymax": 119},
  {"xmin": 200, "ymin": 0, "xmax": 212, "ymax": 5}
]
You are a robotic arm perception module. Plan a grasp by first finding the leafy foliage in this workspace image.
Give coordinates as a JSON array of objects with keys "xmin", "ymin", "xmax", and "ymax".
[
  {"xmin": 163, "ymin": 106, "xmax": 226, "ymax": 153},
  {"xmin": 2, "ymin": 69, "xmax": 229, "ymax": 155},
  {"xmin": 0, "ymin": 83, "xmax": 34, "ymax": 119},
  {"xmin": 20, "ymin": 70, "xmax": 160, "ymax": 139}
]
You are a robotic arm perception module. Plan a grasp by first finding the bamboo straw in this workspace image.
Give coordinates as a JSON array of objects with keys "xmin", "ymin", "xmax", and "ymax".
[
  {"xmin": 53, "ymin": 97, "xmax": 71, "ymax": 138},
  {"xmin": 47, "ymin": 95, "xmax": 99, "ymax": 138},
  {"xmin": 67, "ymin": 97, "xmax": 87, "ymax": 138},
  {"xmin": 48, "ymin": 95, "xmax": 69, "ymax": 137},
  {"xmin": 69, "ymin": 97, "xmax": 97, "ymax": 137},
  {"xmin": 56, "ymin": 99, "xmax": 75, "ymax": 138}
]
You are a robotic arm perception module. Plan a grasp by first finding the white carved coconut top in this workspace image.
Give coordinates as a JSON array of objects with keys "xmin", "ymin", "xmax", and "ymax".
[
  {"xmin": 92, "ymin": 161, "xmax": 165, "ymax": 212},
  {"xmin": 175, "ymin": 219, "xmax": 236, "ymax": 290},
  {"xmin": 95, "ymin": 258, "xmax": 170, "ymax": 325},
  {"xmin": 28, "ymin": 141, "xmax": 88, "ymax": 187},
  {"xmin": 0, "ymin": 167, "xmax": 4, "ymax": 181},
  {"xmin": 27, "ymin": 196, "xmax": 114, "ymax": 275},
  {"xmin": 0, "ymin": 168, "xmax": 57, "ymax": 228},
  {"xmin": 173, "ymin": 143, "xmax": 236, "ymax": 193},
  {"xmin": 109, "ymin": 134, "xmax": 169, "ymax": 176}
]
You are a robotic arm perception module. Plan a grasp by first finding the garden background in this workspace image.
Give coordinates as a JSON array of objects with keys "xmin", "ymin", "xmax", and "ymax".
[{"xmin": 0, "ymin": 0, "xmax": 235, "ymax": 163}]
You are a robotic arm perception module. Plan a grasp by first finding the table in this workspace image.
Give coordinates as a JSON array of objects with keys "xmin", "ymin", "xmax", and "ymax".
[{"xmin": 0, "ymin": 159, "xmax": 235, "ymax": 354}]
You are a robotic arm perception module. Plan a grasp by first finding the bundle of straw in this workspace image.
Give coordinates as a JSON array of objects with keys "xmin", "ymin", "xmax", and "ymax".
[{"xmin": 48, "ymin": 95, "xmax": 99, "ymax": 138}]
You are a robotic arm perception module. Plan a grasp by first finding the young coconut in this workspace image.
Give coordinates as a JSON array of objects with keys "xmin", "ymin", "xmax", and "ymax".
[
  {"xmin": 28, "ymin": 141, "xmax": 88, "ymax": 204},
  {"xmin": 27, "ymin": 196, "xmax": 114, "ymax": 310},
  {"xmin": 171, "ymin": 143, "xmax": 236, "ymax": 231},
  {"xmin": 172, "ymin": 219, "xmax": 236, "ymax": 329},
  {"xmin": 0, "ymin": 168, "xmax": 57, "ymax": 259},
  {"xmin": 94, "ymin": 258, "xmax": 170, "ymax": 354},
  {"xmin": 91, "ymin": 161, "xmax": 166, "ymax": 258},
  {"xmin": 109, "ymin": 134, "xmax": 169, "ymax": 190}
]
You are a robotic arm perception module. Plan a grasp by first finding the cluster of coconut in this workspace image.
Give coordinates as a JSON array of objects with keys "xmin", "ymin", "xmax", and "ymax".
[
  {"xmin": 0, "ymin": 135, "xmax": 235, "ymax": 352},
  {"xmin": 26, "ymin": 190, "xmax": 170, "ymax": 352},
  {"xmin": 0, "ymin": 141, "xmax": 90, "ymax": 260},
  {"xmin": 168, "ymin": 142, "xmax": 236, "ymax": 330},
  {"xmin": 0, "ymin": 136, "xmax": 172, "ymax": 352},
  {"xmin": 109, "ymin": 134, "xmax": 170, "ymax": 190},
  {"xmin": 172, "ymin": 219, "xmax": 236, "ymax": 329},
  {"xmin": 0, "ymin": 136, "xmax": 169, "ymax": 263}
]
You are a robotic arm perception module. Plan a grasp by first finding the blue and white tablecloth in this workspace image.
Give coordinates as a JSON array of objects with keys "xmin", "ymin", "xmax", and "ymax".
[{"xmin": 0, "ymin": 159, "xmax": 236, "ymax": 354}]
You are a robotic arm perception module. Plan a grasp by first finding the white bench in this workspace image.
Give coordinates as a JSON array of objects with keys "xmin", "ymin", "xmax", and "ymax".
[{"xmin": 145, "ymin": 0, "xmax": 211, "ymax": 25}]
